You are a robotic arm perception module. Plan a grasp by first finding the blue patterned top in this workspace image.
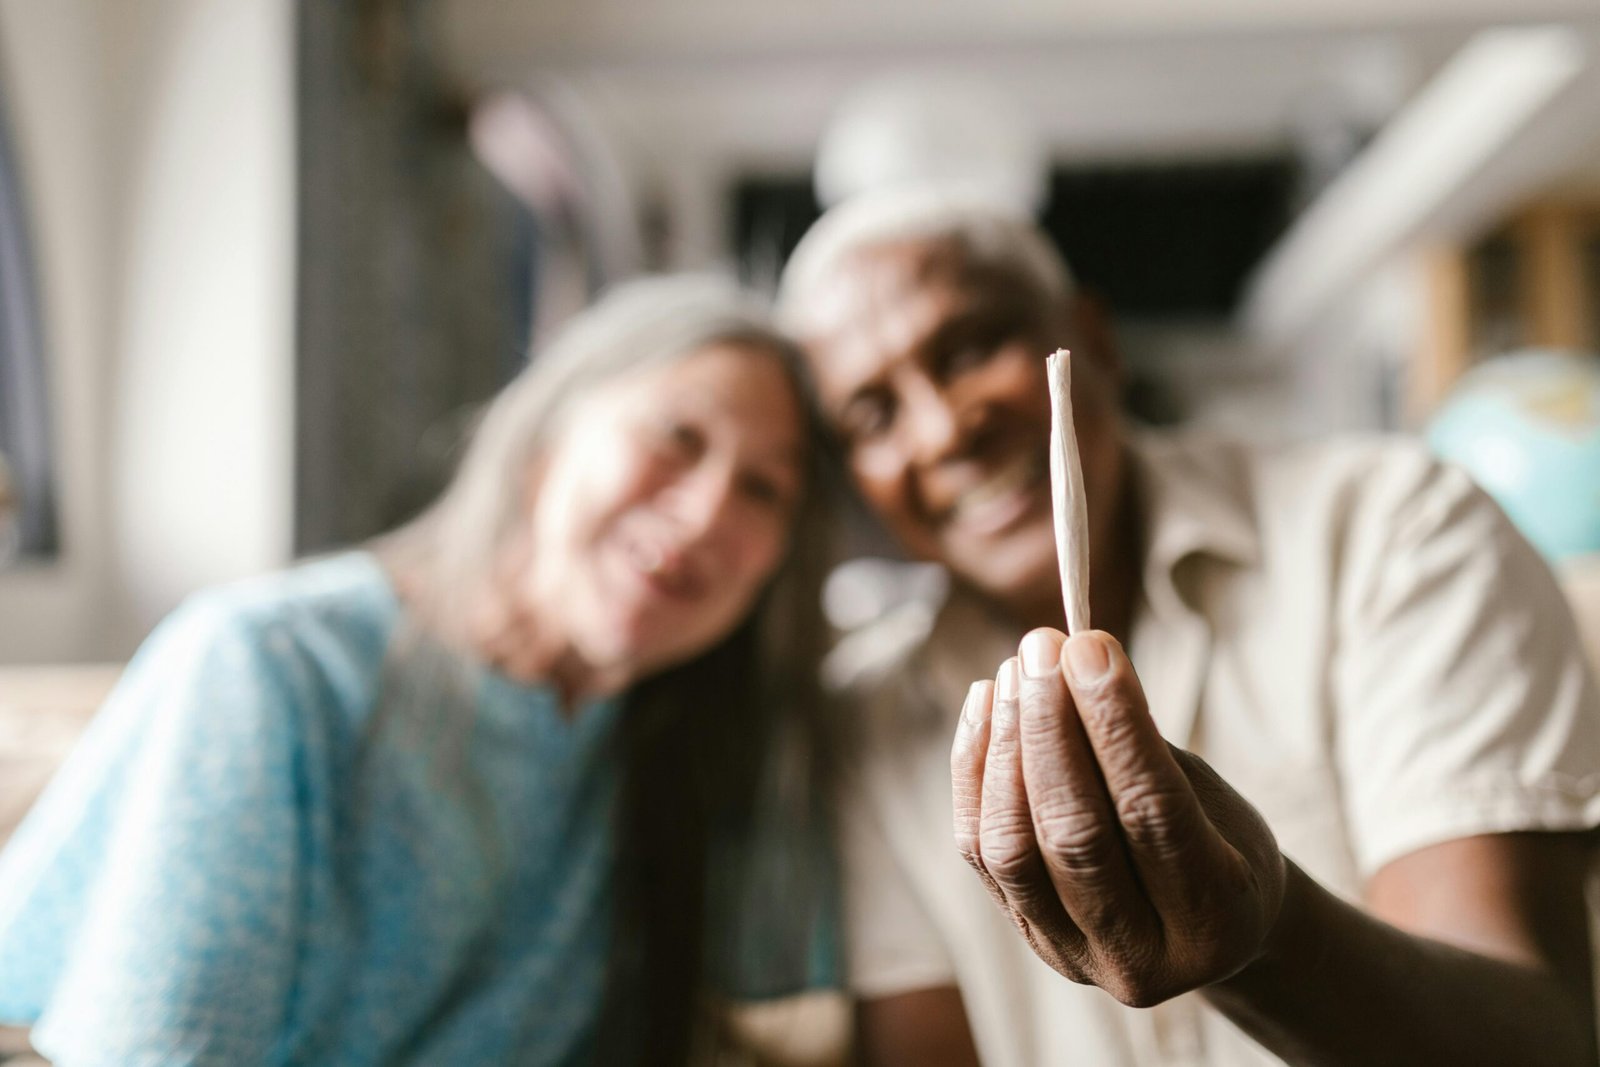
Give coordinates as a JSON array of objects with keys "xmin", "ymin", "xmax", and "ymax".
[{"xmin": 0, "ymin": 553, "xmax": 638, "ymax": 1065}]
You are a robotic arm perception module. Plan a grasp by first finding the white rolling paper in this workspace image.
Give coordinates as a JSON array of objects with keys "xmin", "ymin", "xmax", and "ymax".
[{"xmin": 1046, "ymin": 349, "xmax": 1091, "ymax": 634}]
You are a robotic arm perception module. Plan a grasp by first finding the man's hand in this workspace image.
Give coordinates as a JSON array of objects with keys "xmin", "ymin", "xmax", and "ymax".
[{"xmin": 951, "ymin": 627, "xmax": 1286, "ymax": 1007}]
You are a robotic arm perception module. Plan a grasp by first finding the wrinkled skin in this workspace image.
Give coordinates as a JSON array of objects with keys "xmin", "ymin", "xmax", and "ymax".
[{"xmin": 951, "ymin": 630, "xmax": 1285, "ymax": 1007}]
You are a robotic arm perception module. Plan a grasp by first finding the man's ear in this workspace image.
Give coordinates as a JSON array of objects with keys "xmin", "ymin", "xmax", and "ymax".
[{"xmin": 1066, "ymin": 290, "xmax": 1124, "ymax": 397}]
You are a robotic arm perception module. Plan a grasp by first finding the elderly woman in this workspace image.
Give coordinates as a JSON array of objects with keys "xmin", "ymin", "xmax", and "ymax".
[{"xmin": 0, "ymin": 277, "xmax": 838, "ymax": 1065}]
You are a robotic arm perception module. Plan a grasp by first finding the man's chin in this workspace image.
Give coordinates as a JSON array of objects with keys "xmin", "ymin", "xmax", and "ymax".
[{"xmin": 943, "ymin": 531, "xmax": 1060, "ymax": 620}]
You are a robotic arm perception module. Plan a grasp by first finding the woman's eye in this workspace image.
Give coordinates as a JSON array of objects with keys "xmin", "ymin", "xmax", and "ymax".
[
  {"xmin": 739, "ymin": 474, "xmax": 784, "ymax": 508},
  {"xmin": 654, "ymin": 420, "xmax": 704, "ymax": 458}
]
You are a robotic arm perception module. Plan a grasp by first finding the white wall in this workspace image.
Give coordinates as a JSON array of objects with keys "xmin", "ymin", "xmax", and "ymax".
[
  {"xmin": 0, "ymin": 0, "xmax": 295, "ymax": 663},
  {"xmin": 0, "ymin": 1, "xmax": 116, "ymax": 663},
  {"xmin": 108, "ymin": 0, "xmax": 295, "ymax": 638}
]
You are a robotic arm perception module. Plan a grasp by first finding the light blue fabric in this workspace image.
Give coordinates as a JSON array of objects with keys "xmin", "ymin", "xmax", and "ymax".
[{"xmin": 0, "ymin": 553, "xmax": 627, "ymax": 1066}]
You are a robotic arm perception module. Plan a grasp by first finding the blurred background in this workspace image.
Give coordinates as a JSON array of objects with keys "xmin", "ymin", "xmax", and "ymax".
[{"xmin": 2, "ymin": 0, "xmax": 1600, "ymax": 674}]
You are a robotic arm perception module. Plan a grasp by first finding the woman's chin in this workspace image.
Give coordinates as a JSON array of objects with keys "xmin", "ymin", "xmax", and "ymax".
[
  {"xmin": 569, "ymin": 589, "xmax": 741, "ymax": 684},
  {"xmin": 574, "ymin": 614, "xmax": 673, "ymax": 680}
]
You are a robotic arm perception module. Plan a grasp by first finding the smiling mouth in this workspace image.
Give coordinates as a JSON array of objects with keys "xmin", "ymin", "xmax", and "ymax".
[
  {"xmin": 942, "ymin": 453, "xmax": 1048, "ymax": 537},
  {"xmin": 618, "ymin": 536, "xmax": 707, "ymax": 601}
]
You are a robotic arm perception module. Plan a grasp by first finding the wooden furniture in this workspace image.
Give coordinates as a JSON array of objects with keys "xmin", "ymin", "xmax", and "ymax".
[
  {"xmin": 1414, "ymin": 196, "xmax": 1600, "ymax": 418},
  {"xmin": 0, "ymin": 665, "xmax": 120, "ymax": 849}
]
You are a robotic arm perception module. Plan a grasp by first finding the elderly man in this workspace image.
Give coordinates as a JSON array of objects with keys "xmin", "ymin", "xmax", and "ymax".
[{"xmin": 779, "ymin": 188, "xmax": 1600, "ymax": 1066}]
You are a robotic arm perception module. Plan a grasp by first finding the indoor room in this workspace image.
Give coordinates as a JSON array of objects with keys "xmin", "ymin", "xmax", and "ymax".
[{"xmin": 2, "ymin": 1, "xmax": 1599, "ymax": 1064}]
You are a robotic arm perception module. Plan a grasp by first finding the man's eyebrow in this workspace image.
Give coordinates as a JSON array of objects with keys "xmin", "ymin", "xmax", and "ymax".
[{"xmin": 918, "ymin": 301, "xmax": 1011, "ymax": 357}]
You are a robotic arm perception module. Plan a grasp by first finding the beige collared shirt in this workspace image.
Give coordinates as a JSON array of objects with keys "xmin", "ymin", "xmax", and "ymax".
[{"xmin": 833, "ymin": 431, "xmax": 1600, "ymax": 1067}]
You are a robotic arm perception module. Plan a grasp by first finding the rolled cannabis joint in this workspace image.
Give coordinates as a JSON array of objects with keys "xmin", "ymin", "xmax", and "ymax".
[{"xmin": 1047, "ymin": 349, "xmax": 1091, "ymax": 634}]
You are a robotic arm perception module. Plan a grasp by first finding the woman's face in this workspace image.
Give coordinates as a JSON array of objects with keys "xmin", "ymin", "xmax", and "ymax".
[{"xmin": 526, "ymin": 342, "xmax": 807, "ymax": 683}]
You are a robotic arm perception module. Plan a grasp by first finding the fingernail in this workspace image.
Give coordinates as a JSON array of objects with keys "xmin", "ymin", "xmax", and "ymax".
[
  {"xmin": 1019, "ymin": 630, "xmax": 1060, "ymax": 678},
  {"xmin": 995, "ymin": 657, "xmax": 1019, "ymax": 701},
  {"xmin": 962, "ymin": 680, "xmax": 990, "ymax": 725},
  {"xmin": 1064, "ymin": 634, "xmax": 1111, "ymax": 684}
]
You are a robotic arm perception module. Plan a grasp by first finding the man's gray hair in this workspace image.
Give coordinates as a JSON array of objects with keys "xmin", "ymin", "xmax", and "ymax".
[{"xmin": 777, "ymin": 183, "xmax": 1075, "ymax": 336}]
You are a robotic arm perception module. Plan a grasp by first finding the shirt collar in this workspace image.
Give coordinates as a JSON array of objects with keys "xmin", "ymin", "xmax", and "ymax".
[
  {"xmin": 921, "ymin": 583, "xmax": 1027, "ymax": 715},
  {"xmin": 1127, "ymin": 430, "xmax": 1259, "ymax": 599},
  {"xmin": 911, "ymin": 430, "xmax": 1259, "ymax": 713}
]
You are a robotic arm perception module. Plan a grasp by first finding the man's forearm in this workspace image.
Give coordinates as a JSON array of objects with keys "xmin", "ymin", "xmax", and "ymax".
[{"xmin": 1205, "ymin": 860, "xmax": 1597, "ymax": 1067}]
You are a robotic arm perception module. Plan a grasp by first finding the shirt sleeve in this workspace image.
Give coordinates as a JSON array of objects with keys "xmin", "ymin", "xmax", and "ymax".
[
  {"xmin": 1333, "ymin": 449, "xmax": 1600, "ymax": 878},
  {"xmin": 0, "ymin": 594, "xmax": 311, "ymax": 1066},
  {"xmin": 838, "ymin": 774, "xmax": 957, "ymax": 998}
]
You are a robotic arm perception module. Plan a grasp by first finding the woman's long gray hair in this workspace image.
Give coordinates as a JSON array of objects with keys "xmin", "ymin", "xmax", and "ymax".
[
  {"xmin": 379, "ymin": 274, "xmax": 812, "ymax": 640},
  {"xmin": 375, "ymin": 274, "xmax": 839, "ymax": 1064}
]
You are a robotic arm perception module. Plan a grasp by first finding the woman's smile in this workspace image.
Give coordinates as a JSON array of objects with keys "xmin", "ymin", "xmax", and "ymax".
[{"xmin": 607, "ymin": 525, "xmax": 709, "ymax": 604}]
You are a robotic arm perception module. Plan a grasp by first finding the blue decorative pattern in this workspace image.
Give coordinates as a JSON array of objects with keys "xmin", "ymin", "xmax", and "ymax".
[{"xmin": 0, "ymin": 554, "xmax": 622, "ymax": 1065}]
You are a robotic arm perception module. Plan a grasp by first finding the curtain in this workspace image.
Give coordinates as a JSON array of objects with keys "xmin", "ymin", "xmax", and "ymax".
[
  {"xmin": 294, "ymin": 0, "xmax": 526, "ymax": 552},
  {"xmin": 0, "ymin": 70, "xmax": 58, "ymax": 562}
]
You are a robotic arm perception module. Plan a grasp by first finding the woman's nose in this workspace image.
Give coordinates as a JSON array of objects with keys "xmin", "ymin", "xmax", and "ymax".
[{"xmin": 665, "ymin": 465, "xmax": 739, "ymax": 543}]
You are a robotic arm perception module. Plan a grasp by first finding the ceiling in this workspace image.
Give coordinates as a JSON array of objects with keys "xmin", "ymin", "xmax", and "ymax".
[
  {"xmin": 439, "ymin": 0, "xmax": 1600, "ymax": 70},
  {"xmin": 436, "ymin": 3, "xmax": 1600, "ymax": 173}
]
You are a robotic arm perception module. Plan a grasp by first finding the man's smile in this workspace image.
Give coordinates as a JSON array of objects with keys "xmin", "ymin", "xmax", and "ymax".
[{"xmin": 935, "ymin": 452, "xmax": 1049, "ymax": 539}]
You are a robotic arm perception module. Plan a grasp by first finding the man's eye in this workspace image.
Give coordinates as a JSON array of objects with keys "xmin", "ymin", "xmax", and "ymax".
[
  {"xmin": 840, "ymin": 395, "xmax": 893, "ymax": 442},
  {"xmin": 939, "ymin": 327, "xmax": 1013, "ymax": 378}
]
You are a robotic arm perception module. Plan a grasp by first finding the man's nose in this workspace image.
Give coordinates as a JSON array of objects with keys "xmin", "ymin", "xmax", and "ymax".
[{"xmin": 900, "ymin": 378, "xmax": 964, "ymax": 462}]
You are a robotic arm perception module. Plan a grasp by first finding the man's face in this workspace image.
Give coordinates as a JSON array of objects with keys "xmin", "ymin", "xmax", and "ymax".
[{"xmin": 798, "ymin": 239, "xmax": 1123, "ymax": 619}]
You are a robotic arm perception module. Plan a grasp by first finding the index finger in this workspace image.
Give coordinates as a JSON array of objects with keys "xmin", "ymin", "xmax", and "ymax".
[{"xmin": 951, "ymin": 679, "xmax": 995, "ymax": 872}]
